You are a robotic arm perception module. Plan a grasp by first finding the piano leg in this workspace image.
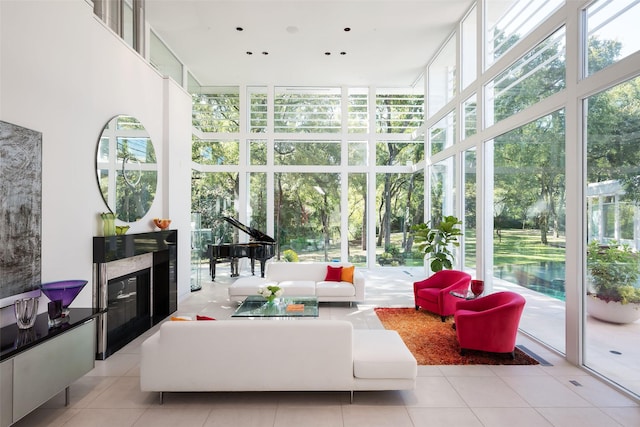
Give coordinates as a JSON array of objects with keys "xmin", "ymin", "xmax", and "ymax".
[
  {"xmin": 230, "ymin": 258, "xmax": 239, "ymax": 277},
  {"xmin": 259, "ymin": 260, "xmax": 267, "ymax": 278},
  {"xmin": 210, "ymin": 259, "xmax": 217, "ymax": 280},
  {"xmin": 250, "ymin": 258, "xmax": 256, "ymax": 276}
]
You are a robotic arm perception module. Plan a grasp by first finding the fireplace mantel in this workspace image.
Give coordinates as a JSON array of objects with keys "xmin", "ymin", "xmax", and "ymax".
[
  {"xmin": 93, "ymin": 230, "xmax": 177, "ymax": 359},
  {"xmin": 93, "ymin": 229, "xmax": 177, "ymax": 263}
]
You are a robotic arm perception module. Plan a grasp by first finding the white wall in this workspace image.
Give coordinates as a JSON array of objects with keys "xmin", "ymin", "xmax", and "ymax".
[{"xmin": 0, "ymin": 0, "xmax": 192, "ymax": 325}]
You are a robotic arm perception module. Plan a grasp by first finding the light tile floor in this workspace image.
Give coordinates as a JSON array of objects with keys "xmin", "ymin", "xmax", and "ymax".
[{"xmin": 13, "ymin": 268, "xmax": 640, "ymax": 427}]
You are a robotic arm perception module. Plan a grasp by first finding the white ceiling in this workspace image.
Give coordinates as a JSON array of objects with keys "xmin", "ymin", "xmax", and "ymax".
[{"xmin": 145, "ymin": 0, "xmax": 475, "ymax": 88}]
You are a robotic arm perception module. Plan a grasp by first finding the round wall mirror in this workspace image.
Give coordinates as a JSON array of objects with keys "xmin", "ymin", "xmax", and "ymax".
[{"xmin": 96, "ymin": 115, "xmax": 157, "ymax": 222}]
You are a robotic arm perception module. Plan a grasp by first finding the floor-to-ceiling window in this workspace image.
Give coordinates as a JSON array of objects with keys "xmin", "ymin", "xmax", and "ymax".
[
  {"xmin": 585, "ymin": 75, "xmax": 640, "ymax": 397},
  {"xmin": 424, "ymin": 0, "xmax": 640, "ymax": 398},
  {"xmin": 491, "ymin": 111, "xmax": 566, "ymax": 352},
  {"xmin": 190, "ymin": 86, "xmax": 424, "ymax": 272}
]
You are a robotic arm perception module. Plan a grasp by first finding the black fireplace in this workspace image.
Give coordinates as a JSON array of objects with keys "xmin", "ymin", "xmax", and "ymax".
[
  {"xmin": 106, "ymin": 269, "xmax": 151, "ymax": 357},
  {"xmin": 93, "ymin": 230, "xmax": 177, "ymax": 360}
]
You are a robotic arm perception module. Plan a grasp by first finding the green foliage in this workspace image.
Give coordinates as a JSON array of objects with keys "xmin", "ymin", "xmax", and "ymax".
[
  {"xmin": 587, "ymin": 241, "xmax": 640, "ymax": 304},
  {"xmin": 412, "ymin": 216, "xmax": 463, "ymax": 272},
  {"xmin": 282, "ymin": 249, "xmax": 299, "ymax": 262}
]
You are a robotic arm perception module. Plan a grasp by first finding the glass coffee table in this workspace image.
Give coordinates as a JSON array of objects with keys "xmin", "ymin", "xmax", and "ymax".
[{"xmin": 232, "ymin": 295, "xmax": 319, "ymax": 318}]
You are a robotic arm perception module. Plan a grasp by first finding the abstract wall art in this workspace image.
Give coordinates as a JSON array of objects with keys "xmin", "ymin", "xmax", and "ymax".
[{"xmin": 0, "ymin": 120, "xmax": 42, "ymax": 305}]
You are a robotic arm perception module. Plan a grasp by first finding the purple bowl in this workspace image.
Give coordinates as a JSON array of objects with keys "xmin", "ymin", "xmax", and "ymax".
[{"xmin": 40, "ymin": 280, "xmax": 88, "ymax": 308}]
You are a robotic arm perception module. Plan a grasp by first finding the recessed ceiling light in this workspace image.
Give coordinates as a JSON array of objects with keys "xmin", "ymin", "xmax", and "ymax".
[
  {"xmin": 246, "ymin": 51, "xmax": 253, "ymax": 55},
  {"xmin": 324, "ymin": 52, "xmax": 331, "ymax": 56},
  {"xmin": 262, "ymin": 51, "xmax": 269, "ymax": 55},
  {"xmin": 340, "ymin": 52, "xmax": 347, "ymax": 55},
  {"xmin": 236, "ymin": 27, "xmax": 244, "ymax": 31},
  {"xmin": 344, "ymin": 27, "xmax": 351, "ymax": 32}
]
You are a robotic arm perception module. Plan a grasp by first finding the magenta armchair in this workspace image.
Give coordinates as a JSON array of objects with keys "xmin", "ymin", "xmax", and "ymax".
[
  {"xmin": 413, "ymin": 270, "xmax": 472, "ymax": 321},
  {"xmin": 454, "ymin": 291, "xmax": 526, "ymax": 358}
]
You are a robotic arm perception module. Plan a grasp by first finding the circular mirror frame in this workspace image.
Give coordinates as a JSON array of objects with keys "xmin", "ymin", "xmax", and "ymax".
[{"xmin": 95, "ymin": 115, "xmax": 158, "ymax": 223}]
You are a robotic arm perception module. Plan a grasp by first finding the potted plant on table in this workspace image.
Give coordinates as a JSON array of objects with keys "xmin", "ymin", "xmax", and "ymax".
[
  {"xmin": 586, "ymin": 240, "xmax": 640, "ymax": 324},
  {"xmin": 411, "ymin": 215, "xmax": 463, "ymax": 276}
]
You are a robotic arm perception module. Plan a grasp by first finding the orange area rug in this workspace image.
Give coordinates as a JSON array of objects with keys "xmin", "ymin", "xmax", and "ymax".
[{"xmin": 374, "ymin": 307, "xmax": 539, "ymax": 366}]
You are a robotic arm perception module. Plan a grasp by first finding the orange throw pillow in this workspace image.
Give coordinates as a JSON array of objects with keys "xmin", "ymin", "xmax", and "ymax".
[
  {"xmin": 325, "ymin": 265, "xmax": 343, "ymax": 281},
  {"xmin": 341, "ymin": 265, "xmax": 355, "ymax": 283}
]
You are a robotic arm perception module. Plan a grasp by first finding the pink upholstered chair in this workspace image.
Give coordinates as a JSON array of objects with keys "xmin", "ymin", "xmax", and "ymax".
[
  {"xmin": 454, "ymin": 291, "xmax": 526, "ymax": 358},
  {"xmin": 413, "ymin": 270, "xmax": 472, "ymax": 321}
]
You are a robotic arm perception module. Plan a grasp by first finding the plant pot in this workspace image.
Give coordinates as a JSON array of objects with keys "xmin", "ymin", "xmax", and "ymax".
[{"xmin": 586, "ymin": 294, "xmax": 640, "ymax": 324}]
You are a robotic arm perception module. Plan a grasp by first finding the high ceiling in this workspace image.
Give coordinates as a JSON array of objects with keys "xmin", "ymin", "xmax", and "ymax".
[{"xmin": 145, "ymin": 0, "xmax": 475, "ymax": 88}]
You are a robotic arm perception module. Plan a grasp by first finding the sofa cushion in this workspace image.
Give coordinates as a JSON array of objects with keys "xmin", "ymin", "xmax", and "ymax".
[
  {"xmin": 228, "ymin": 277, "xmax": 275, "ymax": 297},
  {"xmin": 341, "ymin": 265, "xmax": 355, "ymax": 283},
  {"xmin": 325, "ymin": 265, "xmax": 343, "ymax": 281},
  {"xmin": 316, "ymin": 281, "xmax": 356, "ymax": 297},
  {"xmin": 266, "ymin": 262, "xmax": 329, "ymax": 282},
  {"xmin": 277, "ymin": 280, "xmax": 316, "ymax": 296},
  {"xmin": 352, "ymin": 330, "xmax": 417, "ymax": 380}
]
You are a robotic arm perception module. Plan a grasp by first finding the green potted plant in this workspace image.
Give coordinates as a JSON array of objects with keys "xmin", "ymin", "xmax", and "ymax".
[
  {"xmin": 586, "ymin": 240, "xmax": 640, "ymax": 323},
  {"xmin": 411, "ymin": 215, "xmax": 463, "ymax": 276}
]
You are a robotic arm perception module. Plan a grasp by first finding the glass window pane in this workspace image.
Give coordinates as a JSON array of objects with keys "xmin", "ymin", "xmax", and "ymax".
[
  {"xmin": 486, "ymin": 0, "xmax": 564, "ymax": 67},
  {"xmin": 462, "ymin": 5, "xmax": 477, "ymax": 90},
  {"xmin": 149, "ymin": 30, "xmax": 183, "ymax": 83},
  {"xmin": 274, "ymin": 140, "xmax": 340, "ymax": 166},
  {"xmin": 585, "ymin": 76, "xmax": 640, "ymax": 397},
  {"xmin": 274, "ymin": 173, "xmax": 341, "ymax": 262},
  {"xmin": 192, "ymin": 87, "xmax": 240, "ymax": 133},
  {"xmin": 274, "ymin": 87, "xmax": 341, "ymax": 133},
  {"xmin": 487, "ymin": 27, "xmax": 566, "ymax": 126},
  {"xmin": 464, "ymin": 148, "xmax": 477, "ymax": 270},
  {"xmin": 348, "ymin": 141, "xmax": 368, "ymax": 166},
  {"xmin": 248, "ymin": 172, "xmax": 267, "ymax": 232},
  {"xmin": 192, "ymin": 138, "xmax": 239, "ymax": 165},
  {"xmin": 430, "ymin": 157, "xmax": 457, "ymax": 224},
  {"xmin": 463, "ymin": 94, "xmax": 477, "ymax": 140},
  {"xmin": 429, "ymin": 110, "xmax": 456, "ymax": 156},
  {"xmin": 348, "ymin": 173, "xmax": 368, "ymax": 266},
  {"xmin": 191, "ymin": 171, "xmax": 238, "ymax": 234},
  {"xmin": 249, "ymin": 140, "xmax": 267, "ymax": 165},
  {"xmin": 428, "ymin": 36, "xmax": 456, "ymax": 116},
  {"xmin": 376, "ymin": 141, "xmax": 422, "ymax": 166},
  {"xmin": 376, "ymin": 171, "xmax": 424, "ymax": 267},
  {"xmin": 376, "ymin": 88, "xmax": 424, "ymax": 133},
  {"xmin": 349, "ymin": 88, "xmax": 369, "ymax": 133},
  {"xmin": 248, "ymin": 86, "xmax": 268, "ymax": 133},
  {"xmin": 492, "ymin": 109, "xmax": 566, "ymax": 352},
  {"xmin": 586, "ymin": 0, "xmax": 640, "ymax": 76}
]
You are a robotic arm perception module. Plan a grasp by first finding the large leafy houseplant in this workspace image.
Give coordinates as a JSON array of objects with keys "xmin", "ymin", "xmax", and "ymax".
[
  {"xmin": 587, "ymin": 240, "xmax": 640, "ymax": 305},
  {"xmin": 411, "ymin": 215, "xmax": 463, "ymax": 273}
]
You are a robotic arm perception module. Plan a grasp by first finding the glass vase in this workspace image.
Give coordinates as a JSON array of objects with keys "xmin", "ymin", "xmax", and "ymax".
[{"xmin": 101, "ymin": 212, "xmax": 116, "ymax": 236}]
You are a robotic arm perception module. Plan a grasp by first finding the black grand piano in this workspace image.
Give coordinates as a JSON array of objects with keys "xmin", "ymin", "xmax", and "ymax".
[{"xmin": 207, "ymin": 217, "xmax": 276, "ymax": 280}]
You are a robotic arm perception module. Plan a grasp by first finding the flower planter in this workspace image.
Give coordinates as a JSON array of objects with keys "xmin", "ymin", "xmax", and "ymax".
[{"xmin": 586, "ymin": 294, "xmax": 640, "ymax": 324}]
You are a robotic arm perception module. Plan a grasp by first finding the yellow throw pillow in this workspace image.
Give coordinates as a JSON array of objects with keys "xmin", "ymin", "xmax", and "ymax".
[
  {"xmin": 341, "ymin": 265, "xmax": 355, "ymax": 284},
  {"xmin": 170, "ymin": 316, "xmax": 192, "ymax": 321}
]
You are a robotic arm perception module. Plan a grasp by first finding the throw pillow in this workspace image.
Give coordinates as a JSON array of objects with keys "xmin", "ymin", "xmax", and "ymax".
[
  {"xmin": 325, "ymin": 265, "xmax": 343, "ymax": 281},
  {"xmin": 341, "ymin": 265, "xmax": 355, "ymax": 283},
  {"xmin": 196, "ymin": 315, "xmax": 216, "ymax": 321},
  {"xmin": 170, "ymin": 316, "xmax": 192, "ymax": 321}
]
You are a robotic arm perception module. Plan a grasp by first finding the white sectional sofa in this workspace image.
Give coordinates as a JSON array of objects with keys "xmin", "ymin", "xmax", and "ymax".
[
  {"xmin": 228, "ymin": 261, "xmax": 365, "ymax": 303},
  {"xmin": 140, "ymin": 320, "xmax": 417, "ymax": 403}
]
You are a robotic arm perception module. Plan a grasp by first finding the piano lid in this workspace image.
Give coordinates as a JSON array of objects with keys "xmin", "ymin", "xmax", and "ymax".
[{"xmin": 223, "ymin": 217, "xmax": 276, "ymax": 243}]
